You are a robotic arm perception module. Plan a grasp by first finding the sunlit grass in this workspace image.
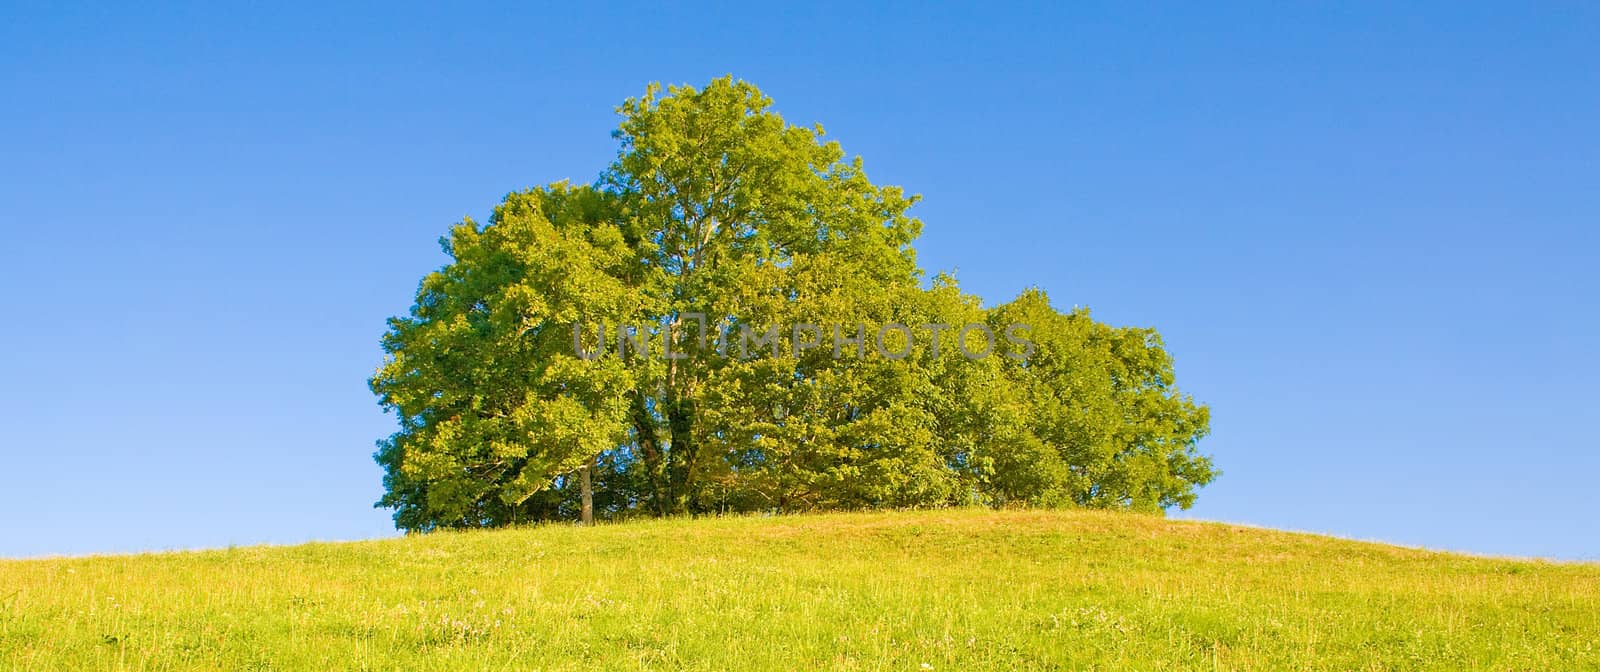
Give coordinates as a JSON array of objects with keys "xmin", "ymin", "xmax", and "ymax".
[{"xmin": 2, "ymin": 509, "xmax": 1595, "ymax": 670}]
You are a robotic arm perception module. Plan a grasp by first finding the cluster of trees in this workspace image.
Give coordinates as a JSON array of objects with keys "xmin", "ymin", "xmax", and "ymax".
[{"xmin": 370, "ymin": 77, "xmax": 1215, "ymax": 530}]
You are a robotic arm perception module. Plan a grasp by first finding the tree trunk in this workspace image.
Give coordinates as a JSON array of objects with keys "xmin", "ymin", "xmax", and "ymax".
[
  {"xmin": 666, "ymin": 395, "xmax": 697, "ymax": 515},
  {"xmin": 579, "ymin": 460, "xmax": 594, "ymax": 526},
  {"xmin": 631, "ymin": 391, "xmax": 667, "ymax": 516}
]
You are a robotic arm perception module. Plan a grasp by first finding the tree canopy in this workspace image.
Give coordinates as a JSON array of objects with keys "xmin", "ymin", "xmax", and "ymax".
[{"xmin": 371, "ymin": 77, "xmax": 1215, "ymax": 530}]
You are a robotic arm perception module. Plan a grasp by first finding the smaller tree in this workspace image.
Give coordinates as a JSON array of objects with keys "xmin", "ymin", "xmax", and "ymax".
[
  {"xmin": 371, "ymin": 184, "xmax": 641, "ymax": 529},
  {"xmin": 981, "ymin": 289, "xmax": 1216, "ymax": 510}
]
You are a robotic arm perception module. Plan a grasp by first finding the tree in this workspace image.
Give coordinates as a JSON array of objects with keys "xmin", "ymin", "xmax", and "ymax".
[
  {"xmin": 600, "ymin": 78, "xmax": 926, "ymax": 515},
  {"xmin": 977, "ymin": 289, "xmax": 1215, "ymax": 510},
  {"xmin": 370, "ymin": 184, "xmax": 640, "ymax": 529},
  {"xmin": 371, "ymin": 76, "xmax": 1215, "ymax": 530}
]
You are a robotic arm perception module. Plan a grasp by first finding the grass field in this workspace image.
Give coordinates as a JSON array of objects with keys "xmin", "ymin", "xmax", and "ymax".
[{"xmin": 2, "ymin": 509, "xmax": 1595, "ymax": 670}]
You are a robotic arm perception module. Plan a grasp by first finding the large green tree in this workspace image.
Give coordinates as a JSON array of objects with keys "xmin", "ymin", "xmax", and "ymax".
[{"xmin": 371, "ymin": 77, "xmax": 1215, "ymax": 529}]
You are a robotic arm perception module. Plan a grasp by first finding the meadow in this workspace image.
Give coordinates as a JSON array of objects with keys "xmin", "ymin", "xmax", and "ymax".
[{"xmin": 1, "ymin": 509, "xmax": 1595, "ymax": 670}]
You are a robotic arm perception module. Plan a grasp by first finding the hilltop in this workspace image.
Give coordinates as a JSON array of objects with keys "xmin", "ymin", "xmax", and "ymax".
[{"xmin": 1, "ymin": 509, "xmax": 1595, "ymax": 670}]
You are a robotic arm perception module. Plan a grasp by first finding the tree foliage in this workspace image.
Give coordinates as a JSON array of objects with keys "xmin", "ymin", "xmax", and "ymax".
[{"xmin": 371, "ymin": 77, "xmax": 1215, "ymax": 530}]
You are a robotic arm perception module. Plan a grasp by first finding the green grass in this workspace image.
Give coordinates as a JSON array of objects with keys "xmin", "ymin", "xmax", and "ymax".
[{"xmin": 2, "ymin": 509, "xmax": 1596, "ymax": 670}]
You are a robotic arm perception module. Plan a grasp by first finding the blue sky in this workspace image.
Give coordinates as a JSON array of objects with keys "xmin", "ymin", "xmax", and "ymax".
[{"xmin": 2, "ymin": 3, "xmax": 1595, "ymax": 559}]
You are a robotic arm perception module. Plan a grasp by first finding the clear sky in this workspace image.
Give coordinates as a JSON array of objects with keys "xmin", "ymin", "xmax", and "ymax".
[{"xmin": 2, "ymin": 3, "xmax": 1595, "ymax": 559}]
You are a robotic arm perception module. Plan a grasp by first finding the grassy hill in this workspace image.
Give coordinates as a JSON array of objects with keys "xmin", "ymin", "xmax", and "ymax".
[{"xmin": 1, "ymin": 510, "xmax": 1595, "ymax": 670}]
